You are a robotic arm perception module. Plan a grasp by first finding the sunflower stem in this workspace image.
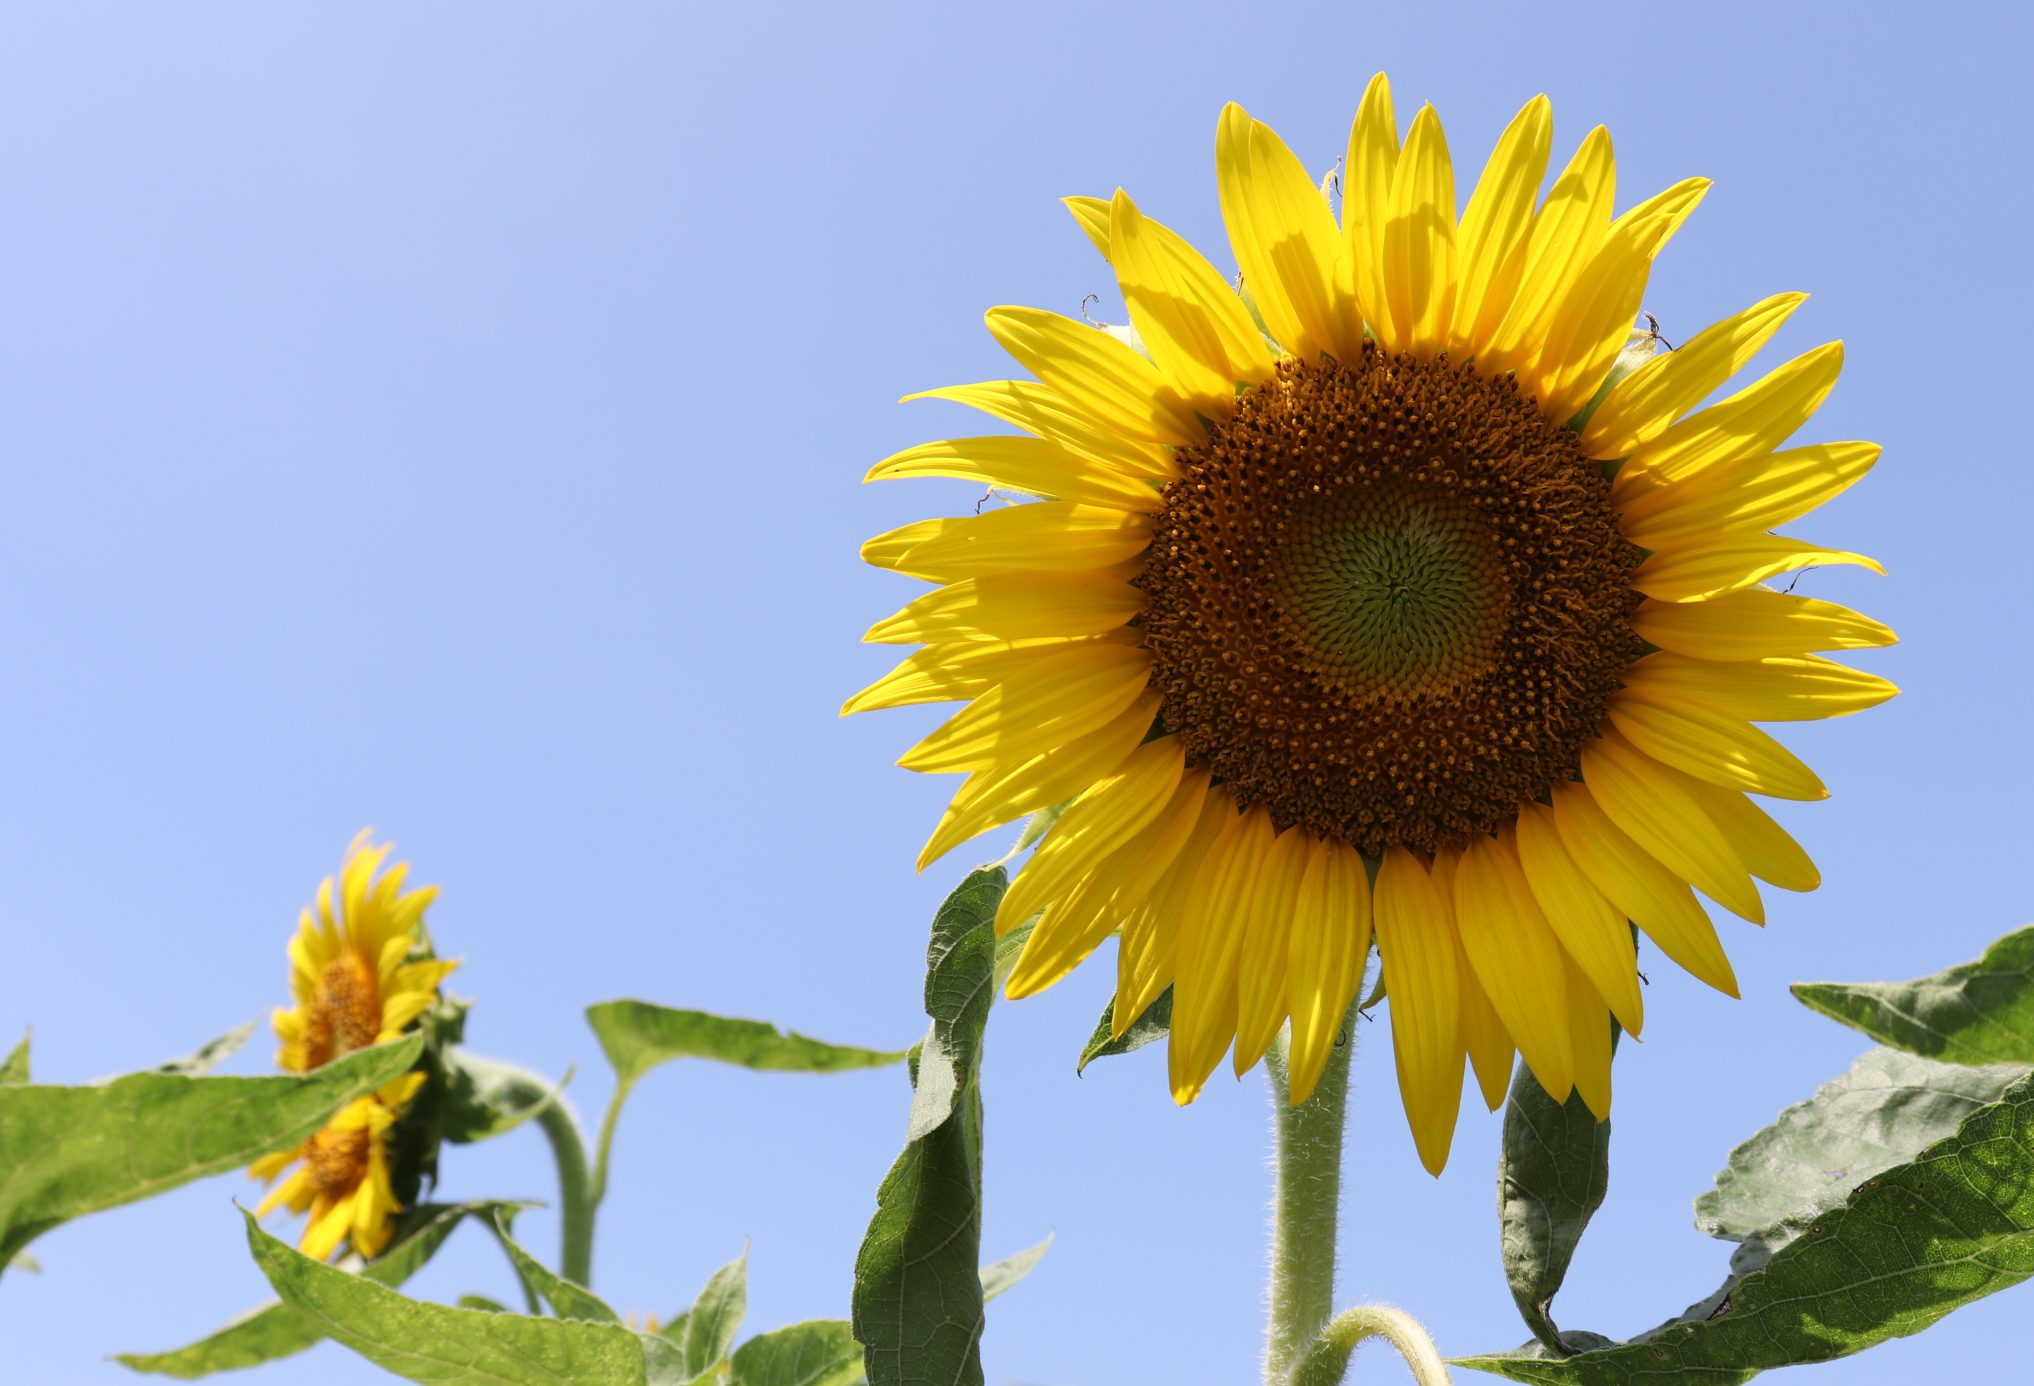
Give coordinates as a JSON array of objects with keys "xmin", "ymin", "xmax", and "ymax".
[
  {"xmin": 531, "ymin": 1095, "xmax": 597, "ymax": 1288},
  {"xmin": 1263, "ymin": 1011, "xmax": 1357, "ymax": 1385},
  {"xmin": 1289, "ymin": 1303, "xmax": 1452, "ymax": 1386}
]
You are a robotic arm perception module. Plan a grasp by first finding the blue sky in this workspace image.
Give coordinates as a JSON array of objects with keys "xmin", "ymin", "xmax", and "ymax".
[{"xmin": 1, "ymin": 3, "xmax": 2027, "ymax": 1382}]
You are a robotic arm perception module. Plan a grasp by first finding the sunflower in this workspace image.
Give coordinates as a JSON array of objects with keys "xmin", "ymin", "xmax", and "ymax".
[
  {"xmin": 254, "ymin": 832, "xmax": 455, "ymax": 1255},
  {"xmin": 849, "ymin": 76, "xmax": 1895, "ymax": 1173},
  {"xmin": 249, "ymin": 1073, "xmax": 427, "ymax": 1260}
]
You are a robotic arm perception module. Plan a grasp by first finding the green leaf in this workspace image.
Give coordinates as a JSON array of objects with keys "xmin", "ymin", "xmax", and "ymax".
[
  {"xmin": 1075, "ymin": 989, "xmax": 1170, "ymax": 1074},
  {"xmin": 1459, "ymin": 1067, "xmax": 2034, "ymax": 1384},
  {"xmin": 586, "ymin": 1003, "xmax": 908, "ymax": 1089},
  {"xmin": 1793, "ymin": 923, "xmax": 2034, "ymax": 1065},
  {"xmin": 147, "ymin": 1020, "xmax": 257, "ymax": 1077},
  {"xmin": 852, "ymin": 866, "xmax": 1006, "ymax": 1386},
  {"xmin": 0, "ymin": 1033, "xmax": 422, "ymax": 1269},
  {"xmin": 978, "ymin": 1234, "xmax": 1050, "ymax": 1303},
  {"xmin": 456, "ymin": 1295, "xmax": 510, "ymax": 1314},
  {"xmin": 440, "ymin": 1049, "xmax": 569, "ymax": 1144},
  {"xmin": 245, "ymin": 1210, "xmax": 687, "ymax": 1385},
  {"xmin": 117, "ymin": 1200, "xmax": 523, "ymax": 1378},
  {"xmin": 1497, "ymin": 1060, "xmax": 1612, "ymax": 1356},
  {"xmin": 2, "ymin": 1030, "xmax": 29, "ymax": 1085},
  {"xmin": 489, "ymin": 1208, "xmax": 620, "ymax": 1323},
  {"xmin": 728, "ymin": 1319, "xmax": 864, "ymax": 1386},
  {"xmin": 662, "ymin": 1249, "xmax": 747, "ymax": 1376}
]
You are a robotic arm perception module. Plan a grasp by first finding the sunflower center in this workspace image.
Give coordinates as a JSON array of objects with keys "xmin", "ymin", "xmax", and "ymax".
[
  {"xmin": 305, "ymin": 1123, "xmax": 373, "ymax": 1199},
  {"xmin": 304, "ymin": 953, "xmax": 382, "ymax": 1068},
  {"xmin": 1139, "ymin": 347, "xmax": 1643, "ymax": 855}
]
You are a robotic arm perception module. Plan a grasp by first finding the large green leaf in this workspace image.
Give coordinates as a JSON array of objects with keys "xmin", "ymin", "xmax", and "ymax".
[
  {"xmin": 1793, "ymin": 923, "xmax": 2034, "ymax": 1065},
  {"xmin": 245, "ymin": 1211, "xmax": 688, "ymax": 1384},
  {"xmin": 1075, "ymin": 989, "xmax": 1171, "ymax": 1075},
  {"xmin": 1459, "ymin": 1067, "xmax": 2034, "ymax": 1383},
  {"xmin": 439, "ymin": 1049, "xmax": 568, "ymax": 1145},
  {"xmin": 488, "ymin": 1209, "xmax": 620, "ymax": 1323},
  {"xmin": 728, "ymin": 1319, "xmax": 864, "ymax": 1386},
  {"xmin": 1497, "ymin": 1062, "xmax": 1613, "ymax": 1355},
  {"xmin": 660, "ymin": 1249, "xmax": 748, "ymax": 1376},
  {"xmin": 0, "ymin": 1034, "xmax": 422, "ymax": 1268},
  {"xmin": 852, "ymin": 866, "xmax": 1006, "ymax": 1386},
  {"xmin": 117, "ymin": 1200, "xmax": 524, "ymax": 1378}
]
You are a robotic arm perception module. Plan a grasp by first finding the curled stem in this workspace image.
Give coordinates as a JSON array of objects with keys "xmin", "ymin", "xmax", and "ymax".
[
  {"xmin": 494, "ymin": 1068, "xmax": 597, "ymax": 1288},
  {"xmin": 1290, "ymin": 1303, "xmax": 1452, "ymax": 1386}
]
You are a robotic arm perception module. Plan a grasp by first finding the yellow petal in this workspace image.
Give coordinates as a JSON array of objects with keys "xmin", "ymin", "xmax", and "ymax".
[
  {"xmin": 904, "ymin": 381, "xmax": 1177, "ymax": 483},
  {"xmin": 1582, "ymin": 292, "xmax": 1807, "ymax": 458},
  {"xmin": 1621, "ymin": 652, "xmax": 1899, "ymax": 723},
  {"xmin": 1381, "ymin": 105, "xmax": 1457, "ymax": 356},
  {"xmin": 1214, "ymin": 105, "xmax": 1351, "ymax": 362},
  {"xmin": 1342, "ymin": 72, "xmax": 1400, "ymax": 343},
  {"xmin": 1284, "ymin": 839, "xmax": 1371, "ymax": 1106},
  {"xmin": 916, "ymin": 691, "xmax": 1158, "ymax": 868},
  {"xmin": 1653, "ymin": 761, "xmax": 1819, "ymax": 893},
  {"xmin": 1006, "ymin": 766, "xmax": 1209, "ymax": 999},
  {"xmin": 1233, "ymin": 827, "xmax": 1312, "ymax": 1077},
  {"xmin": 1621, "ymin": 442, "xmax": 1879, "ymax": 549},
  {"xmin": 1062, "ymin": 195, "xmax": 1113, "ymax": 258},
  {"xmin": 1582, "ymin": 735, "xmax": 1764, "ymax": 923},
  {"xmin": 864, "ymin": 436, "xmax": 1162, "ymax": 510},
  {"xmin": 1115, "ymin": 788, "xmax": 1236, "ymax": 1028},
  {"xmin": 1512, "ymin": 804, "xmax": 1644, "ymax": 1035},
  {"xmin": 1434, "ymin": 845, "xmax": 1515, "ymax": 1112},
  {"xmin": 1607, "ymin": 694, "xmax": 1827, "ymax": 801},
  {"xmin": 985, "ymin": 306, "xmax": 1204, "ymax": 448},
  {"xmin": 1630, "ymin": 588, "xmax": 1896, "ymax": 661},
  {"xmin": 1551, "ymin": 781, "xmax": 1740, "ymax": 996},
  {"xmin": 1110, "ymin": 188, "xmax": 1276, "ymax": 412},
  {"xmin": 1448, "ymin": 94, "xmax": 1552, "ymax": 353},
  {"xmin": 1373, "ymin": 847, "xmax": 1465, "ymax": 1176},
  {"xmin": 301, "ymin": 1197, "xmax": 355, "ymax": 1262},
  {"xmin": 1453, "ymin": 831, "xmax": 1574, "ymax": 1102},
  {"xmin": 997, "ymin": 737, "xmax": 1187, "ymax": 936},
  {"xmin": 863, "ymin": 502, "xmax": 1154, "ymax": 584},
  {"xmin": 898, "ymin": 643, "xmax": 1151, "ymax": 774},
  {"xmin": 1614, "ymin": 343, "xmax": 1845, "ymax": 497},
  {"xmin": 1482, "ymin": 126, "xmax": 1615, "ymax": 373},
  {"xmin": 843, "ymin": 635, "xmax": 1134, "ymax": 716},
  {"xmin": 1634, "ymin": 534, "xmax": 1883, "ymax": 605},
  {"xmin": 864, "ymin": 572, "xmax": 1143, "ymax": 645},
  {"xmin": 1169, "ymin": 804, "xmax": 1272, "ymax": 1103},
  {"xmin": 1564, "ymin": 955, "xmax": 1615, "ymax": 1121}
]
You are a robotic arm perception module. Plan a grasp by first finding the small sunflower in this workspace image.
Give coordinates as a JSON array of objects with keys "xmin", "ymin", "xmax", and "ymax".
[
  {"xmin": 254, "ymin": 832, "xmax": 455, "ymax": 1256},
  {"xmin": 850, "ymin": 76, "xmax": 1896, "ymax": 1172},
  {"xmin": 249, "ymin": 1073, "xmax": 426, "ymax": 1261}
]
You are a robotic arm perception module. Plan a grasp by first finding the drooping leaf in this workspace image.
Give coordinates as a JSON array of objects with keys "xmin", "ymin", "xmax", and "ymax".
[
  {"xmin": 661, "ymin": 1249, "xmax": 748, "ymax": 1376},
  {"xmin": 586, "ymin": 1003, "xmax": 908, "ymax": 1089},
  {"xmin": 147, "ymin": 1020, "xmax": 257, "ymax": 1077},
  {"xmin": 1076, "ymin": 989, "xmax": 1170, "ymax": 1074},
  {"xmin": 0, "ymin": 1033, "xmax": 422, "ymax": 1269},
  {"xmin": 456, "ymin": 1295, "xmax": 510, "ymax": 1314},
  {"xmin": 245, "ymin": 1211, "xmax": 688, "ymax": 1385},
  {"xmin": 1793, "ymin": 923, "xmax": 2034, "ymax": 1066},
  {"xmin": 978, "ymin": 1234, "xmax": 1051, "ymax": 1303},
  {"xmin": 3, "ymin": 1030, "xmax": 30, "ymax": 1085},
  {"xmin": 852, "ymin": 866, "xmax": 1006, "ymax": 1386},
  {"xmin": 728, "ymin": 1319, "xmax": 865, "ymax": 1386},
  {"xmin": 117, "ymin": 1200, "xmax": 524, "ymax": 1378},
  {"xmin": 489, "ymin": 1209, "xmax": 620, "ymax": 1323},
  {"xmin": 1498, "ymin": 1060, "xmax": 1613, "ymax": 1355},
  {"xmin": 1459, "ymin": 1067, "xmax": 2034, "ymax": 1383},
  {"xmin": 439, "ymin": 1050, "xmax": 569, "ymax": 1144}
]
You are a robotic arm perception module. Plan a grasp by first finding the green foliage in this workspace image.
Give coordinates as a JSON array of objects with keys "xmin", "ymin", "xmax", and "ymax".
[
  {"xmin": 852, "ymin": 866, "xmax": 1006, "ymax": 1386},
  {"xmin": 978, "ymin": 1235, "xmax": 1051, "ymax": 1303},
  {"xmin": 727, "ymin": 1320, "xmax": 864, "ymax": 1386},
  {"xmin": 1461, "ymin": 1066, "xmax": 2034, "ymax": 1383},
  {"xmin": 1793, "ymin": 923, "xmax": 2034, "ymax": 1065},
  {"xmin": 489, "ymin": 1209, "xmax": 620, "ymax": 1323},
  {"xmin": 245, "ymin": 1211, "xmax": 689, "ymax": 1385},
  {"xmin": 147, "ymin": 1021, "xmax": 255, "ymax": 1076},
  {"xmin": 0, "ymin": 1033, "xmax": 422, "ymax": 1270},
  {"xmin": 1076, "ymin": 988, "xmax": 1171, "ymax": 1074},
  {"xmin": 1, "ymin": 1031, "xmax": 27, "ymax": 1085},
  {"xmin": 438, "ymin": 1050, "xmax": 569, "ymax": 1144},
  {"xmin": 117, "ymin": 1201, "xmax": 523, "ymax": 1378},
  {"xmin": 455, "ymin": 1295, "xmax": 511, "ymax": 1314},
  {"xmin": 1497, "ymin": 1063, "xmax": 1613, "ymax": 1355},
  {"xmin": 660, "ymin": 1249, "xmax": 748, "ymax": 1376}
]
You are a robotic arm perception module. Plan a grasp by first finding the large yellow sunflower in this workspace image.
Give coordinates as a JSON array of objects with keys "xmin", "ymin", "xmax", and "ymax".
[
  {"xmin": 849, "ymin": 76, "xmax": 1896, "ymax": 1173},
  {"xmin": 254, "ymin": 832, "xmax": 455, "ymax": 1255}
]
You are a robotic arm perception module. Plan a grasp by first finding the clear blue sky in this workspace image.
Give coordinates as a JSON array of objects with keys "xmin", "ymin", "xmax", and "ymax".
[{"xmin": 1, "ymin": 4, "xmax": 2027, "ymax": 1382}]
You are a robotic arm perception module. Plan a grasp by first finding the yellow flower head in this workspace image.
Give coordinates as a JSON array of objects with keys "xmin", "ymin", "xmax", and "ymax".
[
  {"xmin": 272, "ymin": 830, "xmax": 456, "ymax": 1074},
  {"xmin": 250, "ymin": 1073, "xmax": 427, "ymax": 1261},
  {"xmin": 850, "ymin": 77, "xmax": 1896, "ymax": 1174}
]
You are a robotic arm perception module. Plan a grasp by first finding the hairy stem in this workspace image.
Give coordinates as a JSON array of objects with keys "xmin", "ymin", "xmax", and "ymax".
[
  {"xmin": 528, "ymin": 1089, "xmax": 596, "ymax": 1287},
  {"xmin": 1290, "ymin": 1303, "xmax": 1452, "ymax": 1386},
  {"xmin": 1263, "ymin": 1012, "xmax": 1357, "ymax": 1384}
]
